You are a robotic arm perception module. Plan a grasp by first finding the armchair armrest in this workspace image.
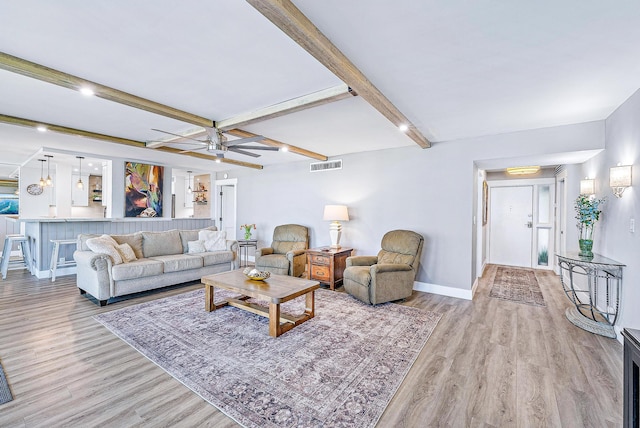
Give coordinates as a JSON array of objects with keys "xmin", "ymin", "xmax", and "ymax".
[
  {"xmin": 346, "ymin": 255, "xmax": 378, "ymax": 267},
  {"xmin": 371, "ymin": 263, "xmax": 413, "ymax": 274},
  {"xmin": 285, "ymin": 249, "xmax": 307, "ymax": 261},
  {"xmin": 256, "ymin": 247, "xmax": 273, "ymax": 257},
  {"xmin": 287, "ymin": 249, "xmax": 307, "ymax": 277}
]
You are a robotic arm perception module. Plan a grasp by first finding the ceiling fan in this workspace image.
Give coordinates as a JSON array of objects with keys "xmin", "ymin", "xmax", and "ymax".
[{"xmin": 146, "ymin": 128, "xmax": 279, "ymax": 158}]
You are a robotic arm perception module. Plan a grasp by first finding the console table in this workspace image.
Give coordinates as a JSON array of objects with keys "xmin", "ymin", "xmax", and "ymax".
[
  {"xmin": 556, "ymin": 251, "xmax": 624, "ymax": 338},
  {"xmin": 306, "ymin": 247, "xmax": 353, "ymax": 291},
  {"xmin": 623, "ymin": 328, "xmax": 640, "ymax": 428}
]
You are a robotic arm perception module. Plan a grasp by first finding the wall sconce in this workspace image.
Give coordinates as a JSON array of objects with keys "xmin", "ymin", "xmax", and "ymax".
[
  {"xmin": 323, "ymin": 205, "xmax": 349, "ymax": 248},
  {"xmin": 609, "ymin": 164, "xmax": 632, "ymax": 198},
  {"xmin": 580, "ymin": 178, "xmax": 595, "ymax": 196}
]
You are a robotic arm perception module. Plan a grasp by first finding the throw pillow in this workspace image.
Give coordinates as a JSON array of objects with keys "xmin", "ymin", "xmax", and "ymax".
[
  {"xmin": 117, "ymin": 243, "xmax": 137, "ymax": 263},
  {"xmin": 198, "ymin": 230, "xmax": 227, "ymax": 252},
  {"xmin": 187, "ymin": 240, "xmax": 206, "ymax": 254},
  {"xmin": 86, "ymin": 235, "xmax": 123, "ymax": 265}
]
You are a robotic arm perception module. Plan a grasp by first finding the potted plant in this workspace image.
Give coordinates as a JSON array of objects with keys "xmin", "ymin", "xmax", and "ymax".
[{"xmin": 574, "ymin": 195, "xmax": 605, "ymax": 257}]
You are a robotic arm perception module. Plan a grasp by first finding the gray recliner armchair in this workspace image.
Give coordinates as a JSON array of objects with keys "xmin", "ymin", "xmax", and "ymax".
[
  {"xmin": 255, "ymin": 224, "xmax": 309, "ymax": 277},
  {"xmin": 343, "ymin": 230, "xmax": 424, "ymax": 304}
]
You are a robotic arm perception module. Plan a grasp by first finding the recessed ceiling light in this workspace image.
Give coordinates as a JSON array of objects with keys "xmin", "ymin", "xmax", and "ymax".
[
  {"xmin": 280, "ymin": 146, "xmax": 289, "ymax": 152},
  {"xmin": 87, "ymin": 162, "xmax": 93, "ymax": 167},
  {"xmin": 215, "ymin": 159, "xmax": 221, "ymax": 164},
  {"xmin": 80, "ymin": 87, "xmax": 95, "ymax": 96},
  {"xmin": 398, "ymin": 124, "xmax": 409, "ymax": 132},
  {"xmin": 36, "ymin": 125, "xmax": 47, "ymax": 132}
]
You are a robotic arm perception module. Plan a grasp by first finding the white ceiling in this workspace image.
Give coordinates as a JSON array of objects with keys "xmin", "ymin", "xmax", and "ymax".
[{"xmin": 1, "ymin": 0, "xmax": 640, "ymax": 179}]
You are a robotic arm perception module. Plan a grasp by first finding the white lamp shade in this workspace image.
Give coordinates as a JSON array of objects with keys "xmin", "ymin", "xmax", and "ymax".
[
  {"xmin": 323, "ymin": 205, "xmax": 349, "ymax": 221},
  {"xmin": 610, "ymin": 165, "xmax": 632, "ymax": 187},
  {"xmin": 580, "ymin": 179, "xmax": 595, "ymax": 195}
]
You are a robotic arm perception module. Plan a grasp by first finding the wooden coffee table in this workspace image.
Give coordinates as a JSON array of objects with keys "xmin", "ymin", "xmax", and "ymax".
[{"xmin": 201, "ymin": 269, "xmax": 320, "ymax": 337}]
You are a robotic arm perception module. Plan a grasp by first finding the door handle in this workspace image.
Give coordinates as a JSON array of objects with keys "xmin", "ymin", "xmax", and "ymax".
[{"xmin": 526, "ymin": 221, "xmax": 532, "ymax": 228}]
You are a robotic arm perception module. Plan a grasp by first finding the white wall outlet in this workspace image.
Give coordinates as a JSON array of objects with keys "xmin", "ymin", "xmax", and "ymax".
[{"xmin": 631, "ymin": 218, "xmax": 635, "ymax": 233}]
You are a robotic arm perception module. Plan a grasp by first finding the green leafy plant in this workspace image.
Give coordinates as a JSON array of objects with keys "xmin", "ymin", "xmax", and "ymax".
[
  {"xmin": 240, "ymin": 224, "xmax": 256, "ymax": 240},
  {"xmin": 575, "ymin": 195, "xmax": 605, "ymax": 241}
]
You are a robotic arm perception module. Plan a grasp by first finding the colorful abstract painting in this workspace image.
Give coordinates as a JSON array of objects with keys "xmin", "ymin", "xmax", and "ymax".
[
  {"xmin": 0, "ymin": 194, "xmax": 19, "ymax": 215},
  {"xmin": 124, "ymin": 162, "xmax": 163, "ymax": 218}
]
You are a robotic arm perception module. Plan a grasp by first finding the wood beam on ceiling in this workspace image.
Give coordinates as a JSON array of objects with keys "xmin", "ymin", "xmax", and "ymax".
[
  {"xmin": 0, "ymin": 114, "xmax": 264, "ymax": 170},
  {"xmin": 225, "ymin": 129, "xmax": 327, "ymax": 161},
  {"xmin": 0, "ymin": 52, "xmax": 213, "ymax": 128},
  {"xmin": 246, "ymin": 0, "xmax": 431, "ymax": 149},
  {"xmin": 0, "ymin": 114, "xmax": 145, "ymax": 148},
  {"xmin": 216, "ymin": 84, "xmax": 356, "ymax": 130},
  {"xmin": 155, "ymin": 147, "xmax": 263, "ymax": 170}
]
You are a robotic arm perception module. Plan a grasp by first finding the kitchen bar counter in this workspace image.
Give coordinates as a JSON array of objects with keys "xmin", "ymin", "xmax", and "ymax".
[{"xmin": 19, "ymin": 217, "xmax": 216, "ymax": 279}]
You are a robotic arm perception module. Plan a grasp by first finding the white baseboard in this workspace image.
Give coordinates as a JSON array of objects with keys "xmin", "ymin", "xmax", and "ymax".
[
  {"xmin": 34, "ymin": 266, "xmax": 76, "ymax": 280},
  {"xmin": 413, "ymin": 280, "xmax": 473, "ymax": 300}
]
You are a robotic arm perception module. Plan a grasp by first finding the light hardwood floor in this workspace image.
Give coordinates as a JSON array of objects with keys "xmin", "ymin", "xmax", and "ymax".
[{"xmin": 0, "ymin": 264, "xmax": 622, "ymax": 427}]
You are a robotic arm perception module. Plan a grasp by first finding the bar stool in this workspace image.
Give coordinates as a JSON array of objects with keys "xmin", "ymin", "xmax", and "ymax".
[
  {"xmin": 1, "ymin": 235, "xmax": 33, "ymax": 280},
  {"xmin": 49, "ymin": 239, "xmax": 78, "ymax": 282}
]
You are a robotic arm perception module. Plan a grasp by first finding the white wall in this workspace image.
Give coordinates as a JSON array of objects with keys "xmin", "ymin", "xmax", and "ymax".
[
  {"xmin": 18, "ymin": 165, "xmax": 54, "ymax": 218},
  {"xmin": 226, "ymin": 120, "xmax": 605, "ymax": 291},
  {"xmin": 582, "ymin": 88, "xmax": 640, "ymax": 330}
]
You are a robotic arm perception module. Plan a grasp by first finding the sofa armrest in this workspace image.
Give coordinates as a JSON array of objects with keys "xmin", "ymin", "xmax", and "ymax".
[
  {"xmin": 73, "ymin": 250, "xmax": 114, "ymax": 301},
  {"xmin": 256, "ymin": 247, "xmax": 274, "ymax": 257},
  {"xmin": 226, "ymin": 240, "xmax": 239, "ymax": 269},
  {"xmin": 346, "ymin": 255, "xmax": 378, "ymax": 267}
]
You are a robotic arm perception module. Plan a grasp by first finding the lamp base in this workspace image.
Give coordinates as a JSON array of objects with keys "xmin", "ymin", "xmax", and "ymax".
[{"xmin": 329, "ymin": 221, "xmax": 342, "ymax": 248}]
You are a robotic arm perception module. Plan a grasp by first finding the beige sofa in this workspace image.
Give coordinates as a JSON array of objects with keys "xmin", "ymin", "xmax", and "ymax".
[{"xmin": 74, "ymin": 228, "xmax": 238, "ymax": 306}]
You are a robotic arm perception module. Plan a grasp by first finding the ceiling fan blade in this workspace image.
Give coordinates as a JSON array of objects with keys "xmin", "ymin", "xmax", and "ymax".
[
  {"xmin": 234, "ymin": 145, "xmax": 280, "ymax": 151},
  {"xmin": 151, "ymin": 128, "xmax": 208, "ymax": 144},
  {"xmin": 227, "ymin": 147, "xmax": 261, "ymax": 158},
  {"xmin": 222, "ymin": 135, "xmax": 265, "ymax": 147},
  {"xmin": 178, "ymin": 147, "xmax": 208, "ymax": 154}
]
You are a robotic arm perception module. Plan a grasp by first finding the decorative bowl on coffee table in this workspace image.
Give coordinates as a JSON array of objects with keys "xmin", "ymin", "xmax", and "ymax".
[{"xmin": 243, "ymin": 267, "xmax": 270, "ymax": 281}]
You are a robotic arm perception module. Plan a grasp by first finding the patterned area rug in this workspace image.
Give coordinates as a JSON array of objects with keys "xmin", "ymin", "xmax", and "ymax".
[
  {"xmin": 95, "ymin": 288, "xmax": 441, "ymax": 428},
  {"xmin": 488, "ymin": 266, "xmax": 546, "ymax": 306},
  {"xmin": 0, "ymin": 360, "xmax": 13, "ymax": 405}
]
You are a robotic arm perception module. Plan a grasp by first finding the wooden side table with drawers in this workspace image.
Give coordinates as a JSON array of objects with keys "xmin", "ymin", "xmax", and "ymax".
[{"xmin": 306, "ymin": 247, "xmax": 353, "ymax": 291}]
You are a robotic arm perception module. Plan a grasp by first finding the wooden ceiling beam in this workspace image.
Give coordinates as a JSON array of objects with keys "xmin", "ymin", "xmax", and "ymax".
[
  {"xmin": 225, "ymin": 129, "xmax": 327, "ymax": 161},
  {"xmin": 0, "ymin": 52, "xmax": 213, "ymax": 128},
  {"xmin": 0, "ymin": 114, "xmax": 264, "ymax": 169},
  {"xmin": 0, "ymin": 114, "xmax": 145, "ymax": 148},
  {"xmin": 216, "ymin": 84, "xmax": 356, "ymax": 130},
  {"xmin": 246, "ymin": 0, "xmax": 431, "ymax": 148}
]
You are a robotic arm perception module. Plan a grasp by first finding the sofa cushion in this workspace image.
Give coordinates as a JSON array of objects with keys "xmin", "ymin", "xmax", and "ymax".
[
  {"xmin": 149, "ymin": 254, "xmax": 204, "ymax": 273},
  {"xmin": 77, "ymin": 234, "xmax": 100, "ymax": 251},
  {"xmin": 111, "ymin": 258, "xmax": 164, "ymax": 281},
  {"xmin": 141, "ymin": 230, "xmax": 183, "ymax": 257},
  {"xmin": 188, "ymin": 240, "xmax": 206, "ymax": 254},
  {"xmin": 199, "ymin": 230, "xmax": 227, "ymax": 252},
  {"xmin": 85, "ymin": 235, "xmax": 123, "ymax": 265},
  {"xmin": 117, "ymin": 243, "xmax": 137, "ymax": 263},
  {"xmin": 200, "ymin": 251, "xmax": 235, "ymax": 266},
  {"xmin": 179, "ymin": 230, "xmax": 200, "ymax": 253},
  {"xmin": 254, "ymin": 253, "xmax": 290, "ymax": 270},
  {"xmin": 111, "ymin": 233, "xmax": 144, "ymax": 260}
]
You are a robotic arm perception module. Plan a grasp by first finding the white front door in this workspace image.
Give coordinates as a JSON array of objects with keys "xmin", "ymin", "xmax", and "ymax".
[{"xmin": 489, "ymin": 186, "xmax": 533, "ymax": 267}]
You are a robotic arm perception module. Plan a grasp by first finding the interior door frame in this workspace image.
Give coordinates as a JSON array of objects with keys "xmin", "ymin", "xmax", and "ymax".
[
  {"xmin": 214, "ymin": 178, "xmax": 237, "ymax": 239},
  {"xmin": 487, "ymin": 177, "xmax": 556, "ymax": 270}
]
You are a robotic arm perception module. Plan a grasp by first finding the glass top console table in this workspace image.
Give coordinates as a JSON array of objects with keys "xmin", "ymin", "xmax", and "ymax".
[{"xmin": 556, "ymin": 251, "xmax": 625, "ymax": 339}]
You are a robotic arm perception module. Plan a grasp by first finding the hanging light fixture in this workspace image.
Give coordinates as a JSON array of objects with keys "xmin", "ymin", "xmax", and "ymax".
[
  {"xmin": 76, "ymin": 156, "xmax": 85, "ymax": 189},
  {"xmin": 38, "ymin": 159, "xmax": 46, "ymax": 187},
  {"xmin": 44, "ymin": 155, "xmax": 54, "ymax": 187},
  {"xmin": 187, "ymin": 171, "xmax": 193, "ymax": 193}
]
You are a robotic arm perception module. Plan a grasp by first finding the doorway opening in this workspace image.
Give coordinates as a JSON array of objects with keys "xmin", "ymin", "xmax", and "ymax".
[{"xmin": 215, "ymin": 178, "xmax": 237, "ymax": 240}]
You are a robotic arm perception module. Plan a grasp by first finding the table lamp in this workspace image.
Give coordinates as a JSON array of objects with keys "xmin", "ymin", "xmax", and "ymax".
[{"xmin": 323, "ymin": 205, "xmax": 349, "ymax": 248}]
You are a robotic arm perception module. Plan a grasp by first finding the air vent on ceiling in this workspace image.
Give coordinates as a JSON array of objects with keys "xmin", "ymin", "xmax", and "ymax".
[{"xmin": 310, "ymin": 159, "xmax": 342, "ymax": 172}]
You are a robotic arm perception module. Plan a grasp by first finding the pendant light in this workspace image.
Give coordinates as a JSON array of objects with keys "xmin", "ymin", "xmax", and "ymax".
[
  {"xmin": 38, "ymin": 159, "xmax": 46, "ymax": 187},
  {"xmin": 44, "ymin": 154, "xmax": 54, "ymax": 187},
  {"xmin": 76, "ymin": 156, "xmax": 85, "ymax": 189},
  {"xmin": 187, "ymin": 171, "xmax": 193, "ymax": 194}
]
